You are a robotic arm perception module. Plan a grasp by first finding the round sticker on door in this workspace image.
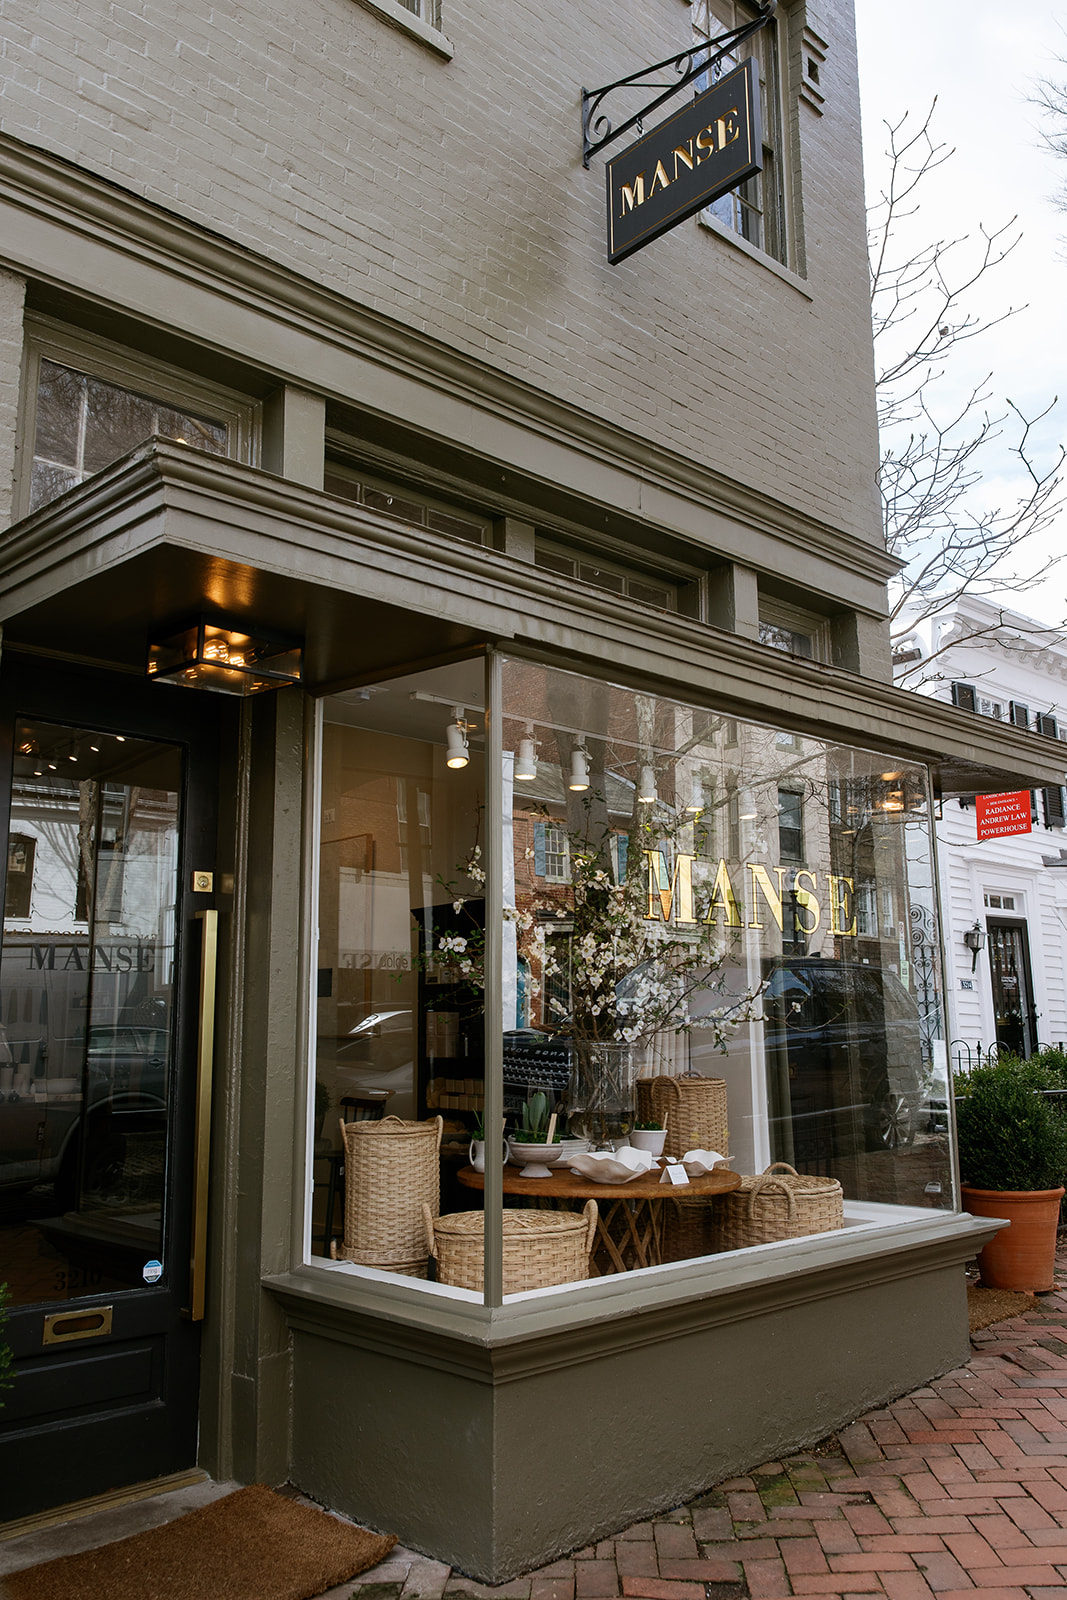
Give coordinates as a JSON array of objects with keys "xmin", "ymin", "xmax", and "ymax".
[{"xmin": 142, "ymin": 1259, "xmax": 164, "ymax": 1284}]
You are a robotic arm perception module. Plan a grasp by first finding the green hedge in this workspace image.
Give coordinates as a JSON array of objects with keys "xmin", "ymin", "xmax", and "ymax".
[{"xmin": 955, "ymin": 1057, "xmax": 1067, "ymax": 1191}]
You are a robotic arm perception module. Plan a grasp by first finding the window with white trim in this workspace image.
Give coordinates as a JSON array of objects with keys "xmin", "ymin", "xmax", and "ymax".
[{"xmin": 692, "ymin": 0, "xmax": 790, "ymax": 266}]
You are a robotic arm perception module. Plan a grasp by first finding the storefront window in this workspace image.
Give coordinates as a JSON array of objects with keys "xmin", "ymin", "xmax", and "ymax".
[
  {"xmin": 497, "ymin": 658, "xmax": 953, "ymax": 1289},
  {"xmin": 309, "ymin": 654, "xmax": 954, "ymax": 1301},
  {"xmin": 311, "ymin": 659, "xmax": 486, "ymax": 1278}
]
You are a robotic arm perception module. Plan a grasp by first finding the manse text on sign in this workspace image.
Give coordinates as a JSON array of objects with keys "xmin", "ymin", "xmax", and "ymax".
[
  {"xmin": 976, "ymin": 790, "xmax": 1033, "ymax": 841},
  {"xmin": 606, "ymin": 57, "xmax": 761, "ymax": 264}
]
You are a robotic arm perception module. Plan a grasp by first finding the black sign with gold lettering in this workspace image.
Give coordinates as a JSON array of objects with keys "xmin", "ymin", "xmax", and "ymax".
[{"xmin": 606, "ymin": 57, "xmax": 761, "ymax": 264}]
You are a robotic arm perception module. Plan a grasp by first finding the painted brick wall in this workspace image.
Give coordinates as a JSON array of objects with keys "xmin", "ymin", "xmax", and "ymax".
[
  {"xmin": 0, "ymin": 0, "xmax": 882, "ymax": 546},
  {"xmin": 0, "ymin": 266, "xmax": 25, "ymax": 529}
]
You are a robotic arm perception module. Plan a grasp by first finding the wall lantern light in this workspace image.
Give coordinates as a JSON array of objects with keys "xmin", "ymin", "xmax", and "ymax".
[
  {"xmin": 446, "ymin": 709, "xmax": 470, "ymax": 770},
  {"xmin": 147, "ymin": 617, "xmax": 303, "ymax": 697},
  {"xmin": 963, "ymin": 920, "xmax": 987, "ymax": 973},
  {"xmin": 568, "ymin": 744, "xmax": 590, "ymax": 792}
]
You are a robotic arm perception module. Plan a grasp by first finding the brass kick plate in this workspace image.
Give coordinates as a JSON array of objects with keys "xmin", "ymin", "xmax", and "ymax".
[
  {"xmin": 192, "ymin": 871, "xmax": 213, "ymax": 893},
  {"xmin": 43, "ymin": 1306, "xmax": 113, "ymax": 1345}
]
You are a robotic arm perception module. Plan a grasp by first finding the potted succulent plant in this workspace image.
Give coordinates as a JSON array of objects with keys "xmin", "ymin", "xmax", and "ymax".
[
  {"xmin": 629, "ymin": 1119, "xmax": 667, "ymax": 1157},
  {"xmin": 955, "ymin": 1056, "xmax": 1067, "ymax": 1291},
  {"xmin": 508, "ymin": 1092, "xmax": 563, "ymax": 1178}
]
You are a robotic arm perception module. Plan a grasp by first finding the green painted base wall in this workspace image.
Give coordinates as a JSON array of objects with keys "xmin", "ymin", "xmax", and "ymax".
[{"xmin": 277, "ymin": 1226, "xmax": 980, "ymax": 1582}]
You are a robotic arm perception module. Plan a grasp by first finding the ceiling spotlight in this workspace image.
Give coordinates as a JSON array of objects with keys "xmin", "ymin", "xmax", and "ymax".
[
  {"xmin": 446, "ymin": 708, "xmax": 470, "ymax": 770},
  {"xmin": 638, "ymin": 764, "xmax": 657, "ymax": 804},
  {"xmin": 515, "ymin": 726, "xmax": 538, "ymax": 782},
  {"xmin": 568, "ymin": 744, "xmax": 590, "ymax": 792}
]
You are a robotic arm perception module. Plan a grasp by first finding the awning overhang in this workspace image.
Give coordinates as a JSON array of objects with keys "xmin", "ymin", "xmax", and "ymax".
[{"xmin": 0, "ymin": 443, "xmax": 1062, "ymax": 796}]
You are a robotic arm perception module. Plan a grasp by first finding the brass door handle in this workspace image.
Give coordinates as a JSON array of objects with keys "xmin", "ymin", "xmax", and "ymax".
[{"xmin": 186, "ymin": 908, "xmax": 218, "ymax": 1321}]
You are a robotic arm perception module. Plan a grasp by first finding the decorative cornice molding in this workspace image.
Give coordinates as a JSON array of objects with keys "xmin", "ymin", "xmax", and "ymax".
[{"xmin": 0, "ymin": 131, "xmax": 899, "ymax": 595}]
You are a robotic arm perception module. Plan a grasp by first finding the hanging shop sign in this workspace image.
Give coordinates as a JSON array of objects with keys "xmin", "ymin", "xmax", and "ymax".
[
  {"xmin": 976, "ymin": 790, "xmax": 1032, "ymax": 841},
  {"xmin": 606, "ymin": 58, "xmax": 761, "ymax": 264}
]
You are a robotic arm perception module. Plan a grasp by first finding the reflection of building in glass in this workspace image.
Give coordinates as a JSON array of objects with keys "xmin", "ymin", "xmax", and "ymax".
[{"xmin": 895, "ymin": 598, "xmax": 1067, "ymax": 1063}]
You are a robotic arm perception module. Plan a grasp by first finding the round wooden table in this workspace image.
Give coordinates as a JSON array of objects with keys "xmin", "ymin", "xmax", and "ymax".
[{"xmin": 457, "ymin": 1163, "xmax": 741, "ymax": 1274}]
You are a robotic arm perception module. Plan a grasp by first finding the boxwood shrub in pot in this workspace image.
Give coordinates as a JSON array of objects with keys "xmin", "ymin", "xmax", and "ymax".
[{"xmin": 955, "ymin": 1058, "xmax": 1067, "ymax": 1291}]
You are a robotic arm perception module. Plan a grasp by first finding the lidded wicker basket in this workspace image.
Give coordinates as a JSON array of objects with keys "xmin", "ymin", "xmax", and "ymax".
[
  {"xmin": 335, "ymin": 1114, "xmax": 443, "ymax": 1269},
  {"xmin": 711, "ymin": 1162, "xmax": 843, "ymax": 1251},
  {"xmin": 643, "ymin": 1073, "xmax": 729, "ymax": 1160},
  {"xmin": 424, "ymin": 1202, "xmax": 598, "ymax": 1294}
]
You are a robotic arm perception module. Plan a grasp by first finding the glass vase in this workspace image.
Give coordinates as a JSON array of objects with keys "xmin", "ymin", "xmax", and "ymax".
[{"xmin": 568, "ymin": 1042, "xmax": 637, "ymax": 1149}]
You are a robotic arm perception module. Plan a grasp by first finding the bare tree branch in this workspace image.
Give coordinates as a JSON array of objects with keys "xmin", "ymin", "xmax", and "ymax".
[{"xmin": 870, "ymin": 103, "xmax": 1066, "ymax": 660}]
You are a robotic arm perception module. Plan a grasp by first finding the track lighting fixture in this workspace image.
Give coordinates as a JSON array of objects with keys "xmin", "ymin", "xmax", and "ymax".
[
  {"xmin": 446, "ymin": 708, "xmax": 470, "ymax": 769},
  {"xmin": 568, "ymin": 744, "xmax": 590, "ymax": 792},
  {"xmin": 515, "ymin": 726, "xmax": 538, "ymax": 782}
]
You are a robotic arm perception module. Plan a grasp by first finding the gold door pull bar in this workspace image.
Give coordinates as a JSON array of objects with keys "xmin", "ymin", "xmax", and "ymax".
[{"xmin": 186, "ymin": 908, "xmax": 218, "ymax": 1322}]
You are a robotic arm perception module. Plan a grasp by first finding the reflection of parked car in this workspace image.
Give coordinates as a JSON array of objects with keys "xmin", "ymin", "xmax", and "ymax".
[
  {"xmin": 318, "ymin": 1005, "xmax": 417, "ymax": 1120},
  {"xmin": 763, "ymin": 958, "xmax": 927, "ymax": 1159},
  {"xmin": 0, "ymin": 1023, "xmax": 169, "ymax": 1198}
]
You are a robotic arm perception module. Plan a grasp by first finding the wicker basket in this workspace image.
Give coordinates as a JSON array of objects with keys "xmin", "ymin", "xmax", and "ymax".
[
  {"xmin": 647, "ymin": 1074, "xmax": 729, "ymax": 1160},
  {"xmin": 338, "ymin": 1114, "xmax": 443, "ymax": 1268},
  {"xmin": 661, "ymin": 1196, "xmax": 718, "ymax": 1262},
  {"xmin": 329, "ymin": 1241, "xmax": 428, "ymax": 1278},
  {"xmin": 711, "ymin": 1162, "xmax": 844, "ymax": 1251},
  {"xmin": 423, "ymin": 1202, "xmax": 598, "ymax": 1294}
]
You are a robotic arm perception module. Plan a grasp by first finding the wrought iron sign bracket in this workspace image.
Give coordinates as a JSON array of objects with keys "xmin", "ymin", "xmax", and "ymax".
[{"xmin": 581, "ymin": 1, "xmax": 776, "ymax": 168}]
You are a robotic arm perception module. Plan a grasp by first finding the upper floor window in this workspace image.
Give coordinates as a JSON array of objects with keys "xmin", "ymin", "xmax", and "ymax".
[
  {"xmin": 758, "ymin": 596, "xmax": 830, "ymax": 663},
  {"xmin": 397, "ymin": 0, "xmax": 440, "ymax": 22},
  {"xmin": 534, "ymin": 540, "xmax": 677, "ymax": 611},
  {"xmin": 324, "ymin": 464, "xmax": 491, "ymax": 547},
  {"xmin": 17, "ymin": 322, "xmax": 255, "ymax": 520},
  {"xmin": 692, "ymin": 0, "xmax": 789, "ymax": 265},
  {"xmin": 30, "ymin": 361, "xmax": 226, "ymax": 515}
]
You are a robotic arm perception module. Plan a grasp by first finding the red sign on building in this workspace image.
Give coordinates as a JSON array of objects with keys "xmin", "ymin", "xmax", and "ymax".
[{"xmin": 976, "ymin": 790, "xmax": 1032, "ymax": 841}]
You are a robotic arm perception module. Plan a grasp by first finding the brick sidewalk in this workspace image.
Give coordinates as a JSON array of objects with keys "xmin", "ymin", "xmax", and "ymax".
[{"xmin": 352, "ymin": 1274, "xmax": 1067, "ymax": 1600}]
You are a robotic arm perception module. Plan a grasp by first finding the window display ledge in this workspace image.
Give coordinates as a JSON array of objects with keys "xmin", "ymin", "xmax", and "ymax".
[{"xmin": 266, "ymin": 1209, "xmax": 999, "ymax": 1379}]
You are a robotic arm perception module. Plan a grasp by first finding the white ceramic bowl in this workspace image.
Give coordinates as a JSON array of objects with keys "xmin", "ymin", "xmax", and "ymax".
[
  {"xmin": 567, "ymin": 1148, "xmax": 654, "ymax": 1184},
  {"xmin": 680, "ymin": 1148, "xmax": 728, "ymax": 1178},
  {"xmin": 508, "ymin": 1140, "xmax": 564, "ymax": 1178},
  {"xmin": 551, "ymin": 1137, "xmax": 591, "ymax": 1167}
]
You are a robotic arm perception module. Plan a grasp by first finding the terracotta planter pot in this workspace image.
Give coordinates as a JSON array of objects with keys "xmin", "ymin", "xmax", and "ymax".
[{"xmin": 960, "ymin": 1184, "xmax": 1064, "ymax": 1292}]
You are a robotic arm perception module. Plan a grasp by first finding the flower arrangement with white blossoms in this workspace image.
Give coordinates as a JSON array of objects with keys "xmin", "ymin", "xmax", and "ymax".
[
  {"xmin": 536, "ymin": 810, "xmax": 761, "ymax": 1049},
  {"xmin": 421, "ymin": 847, "xmax": 488, "ymax": 992},
  {"xmin": 421, "ymin": 809, "xmax": 761, "ymax": 1053}
]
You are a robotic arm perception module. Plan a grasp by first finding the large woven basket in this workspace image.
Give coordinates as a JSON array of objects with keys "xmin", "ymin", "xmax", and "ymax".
[
  {"xmin": 711, "ymin": 1162, "xmax": 844, "ymax": 1251},
  {"xmin": 423, "ymin": 1202, "xmax": 598, "ymax": 1294},
  {"xmin": 646, "ymin": 1074, "xmax": 729, "ymax": 1160},
  {"xmin": 329, "ymin": 1242, "xmax": 428, "ymax": 1278},
  {"xmin": 339, "ymin": 1114, "xmax": 443, "ymax": 1268}
]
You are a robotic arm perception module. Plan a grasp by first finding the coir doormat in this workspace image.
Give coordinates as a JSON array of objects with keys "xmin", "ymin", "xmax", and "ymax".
[{"xmin": 2, "ymin": 1484, "xmax": 397, "ymax": 1600}]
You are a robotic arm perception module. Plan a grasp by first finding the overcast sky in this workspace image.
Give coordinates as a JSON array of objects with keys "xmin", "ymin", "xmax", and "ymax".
[{"xmin": 853, "ymin": 1, "xmax": 1067, "ymax": 626}]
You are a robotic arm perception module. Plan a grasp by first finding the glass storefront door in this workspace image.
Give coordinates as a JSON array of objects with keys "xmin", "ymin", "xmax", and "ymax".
[{"xmin": 0, "ymin": 660, "xmax": 223, "ymax": 1518}]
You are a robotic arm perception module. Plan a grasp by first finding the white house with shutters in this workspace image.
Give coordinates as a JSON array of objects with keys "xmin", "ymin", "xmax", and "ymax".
[{"xmin": 893, "ymin": 598, "xmax": 1067, "ymax": 1065}]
